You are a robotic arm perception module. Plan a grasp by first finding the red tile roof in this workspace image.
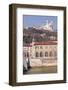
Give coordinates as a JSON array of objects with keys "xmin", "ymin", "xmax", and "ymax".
[
  {"xmin": 24, "ymin": 41, "xmax": 57, "ymax": 47},
  {"xmin": 34, "ymin": 41, "xmax": 57, "ymax": 45}
]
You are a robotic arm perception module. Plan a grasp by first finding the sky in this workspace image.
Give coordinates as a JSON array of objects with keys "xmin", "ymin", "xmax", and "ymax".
[{"xmin": 23, "ymin": 15, "xmax": 57, "ymax": 31}]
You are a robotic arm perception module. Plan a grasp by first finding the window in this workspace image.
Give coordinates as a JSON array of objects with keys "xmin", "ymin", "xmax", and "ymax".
[
  {"xmin": 40, "ymin": 46, "xmax": 43, "ymax": 49},
  {"xmin": 40, "ymin": 52, "xmax": 43, "ymax": 57},
  {"xmin": 45, "ymin": 52, "xmax": 48, "ymax": 57},
  {"xmin": 35, "ymin": 52, "xmax": 39, "ymax": 57},
  {"xmin": 54, "ymin": 51, "xmax": 57, "ymax": 57},
  {"xmin": 27, "ymin": 52, "xmax": 29, "ymax": 57},
  {"xmin": 35, "ymin": 46, "xmax": 39, "ymax": 49},
  {"xmin": 49, "ymin": 51, "xmax": 53, "ymax": 57}
]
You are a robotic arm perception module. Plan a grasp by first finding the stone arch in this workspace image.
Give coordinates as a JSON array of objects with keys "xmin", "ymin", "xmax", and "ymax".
[
  {"xmin": 40, "ymin": 52, "xmax": 43, "ymax": 57},
  {"xmin": 54, "ymin": 51, "xmax": 57, "ymax": 57},
  {"xmin": 45, "ymin": 52, "xmax": 48, "ymax": 57},
  {"xmin": 49, "ymin": 51, "xmax": 53, "ymax": 57},
  {"xmin": 35, "ymin": 52, "xmax": 39, "ymax": 57}
]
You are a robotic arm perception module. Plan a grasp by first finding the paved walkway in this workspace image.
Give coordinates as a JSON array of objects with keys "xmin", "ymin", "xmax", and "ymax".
[{"xmin": 23, "ymin": 66, "xmax": 57, "ymax": 74}]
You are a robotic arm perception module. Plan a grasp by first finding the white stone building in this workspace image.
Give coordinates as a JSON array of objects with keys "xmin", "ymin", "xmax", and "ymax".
[{"xmin": 23, "ymin": 40, "xmax": 57, "ymax": 67}]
